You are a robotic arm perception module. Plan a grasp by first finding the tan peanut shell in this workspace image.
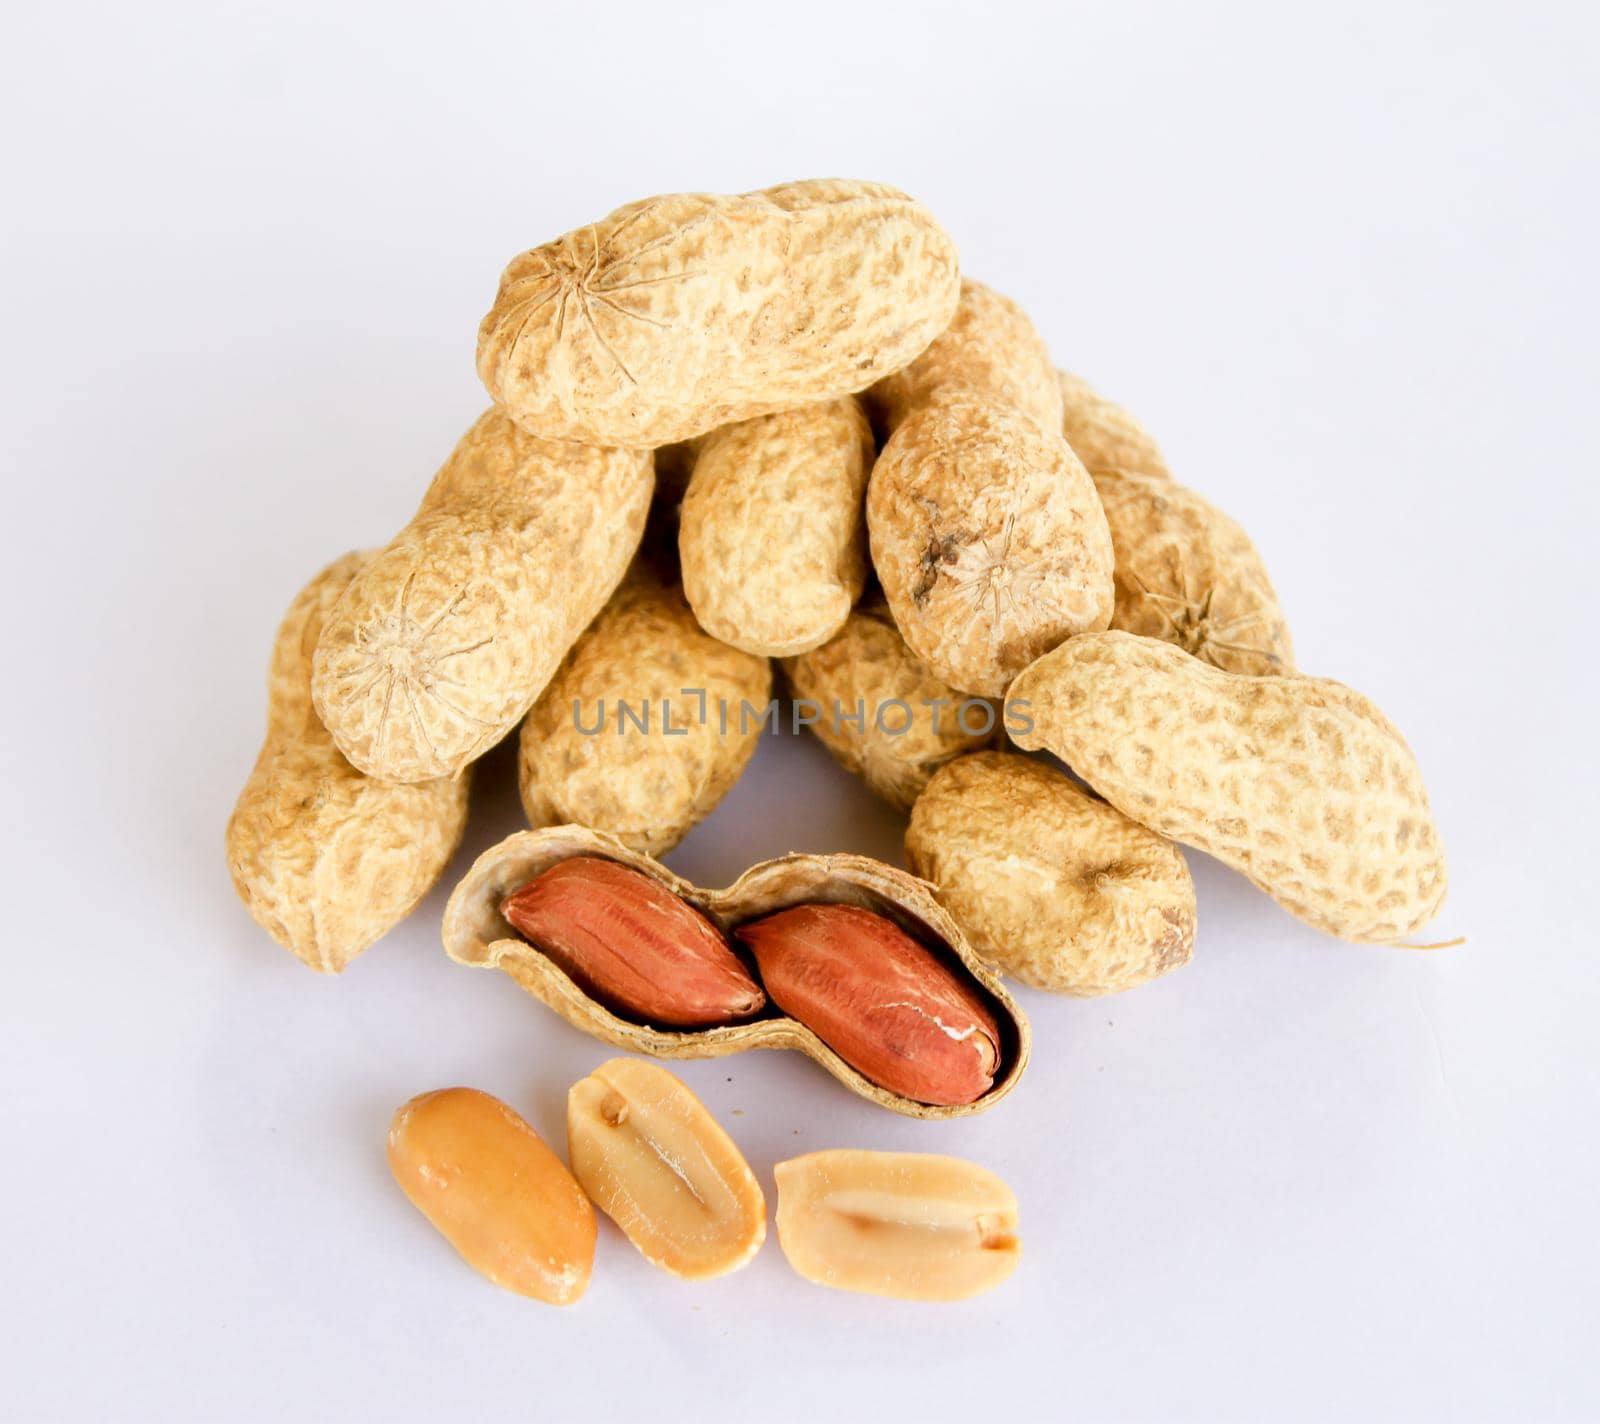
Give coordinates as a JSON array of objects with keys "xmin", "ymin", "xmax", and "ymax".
[
  {"xmin": 780, "ymin": 598, "xmax": 999, "ymax": 811},
  {"xmin": 867, "ymin": 394, "xmax": 1115, "ymax": 696},
  {"xmin": 1008, "ymin": 633, "xmax": 1448, "ymax": 942},
  {"xmin": 226, "ymin": 553, "xmax": 470, "ymax": 974},
  {"xmin": 311, "ymin": 410, "xmax": 653, "ymax": 783},
  {"xmin": 775, "ymin": 1149, "xmax": 1021, "ymax": 1302},
  {"xmin": 872, "ymin": 279, "xmax": 1064, "ymax": 433},
  {"xmin": 679, "ymin": 397, "xmax": 874, "ymax": 656},
  {"xmin": 442, "ymin": 826, "xmax": 1030, "ymax": 1118},
  {"xmin": 1095, "ymin": 468, "xmax": 1294, "ymax": 675},
  {"xmin": 517, "ymin": 569, "xmax": 770, "ymax": 855},
  {"xmin": 476, "ymin": 179, "xmax": 961, "ymax": 448},
  {"xmin": 567, "ymin": 1058, "xmax": 766, "ymax": 1280},
  {"xmin": 905, "ymin": 751, "xmax": 1195, "ymax": 995},
  {"xmin": 1057, "ymin": 369, "xmax": 1170, "ymax": 478}
]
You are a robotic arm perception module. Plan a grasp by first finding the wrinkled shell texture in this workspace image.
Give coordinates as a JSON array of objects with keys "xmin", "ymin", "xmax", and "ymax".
[
  {"xmin": 1095, "ymin": 469, "xmax": 1295, "ymax": 675},
  {"xmin": 871, "ymin": 279, "xmax": 1064, "ymax": 433},
  {"xmin": 518, "ymin": 572, "xmax": 771, "ymax": 855},
  {"xmin": 905, "ymin": 751, "xmax": 1195, "ymax": 995},
  {"xmin": 441, "ymin": 825, "xmax": 1030, "ymax": 1118},
  {"xmin": 1057, "ymin": 369, "xmax": 1170, "ymax": 478},
  {"xmin": 1009, "ymin": 633, "xmax": 1447, "ymax": 942},
  {"xmin": 868, "ymin": 396, "xmax": 1115, "ymax": 696},
  {"xmin": 312, "ymin": 410, "xmax": 653, "ymax": 783},
  {"xmin": 679, "ymin": 397, "xmax": 874, "ymax": 656},
  {"xmin": 476, "ymin": 179, "xmax": 962, "ymax": 447},
  {"xmin": 226, "ymin": 554, "xmax": 470, "ymax": 973},
  {"xmin": 780, "ymin": 600, "xmax": 999, "ymax": 812}
]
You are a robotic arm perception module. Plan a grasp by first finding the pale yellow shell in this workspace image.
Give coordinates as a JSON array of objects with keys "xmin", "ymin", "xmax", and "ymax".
[
  {"xmin": 226, "ymin": 554, "xmax": 470, "ymax": 973},
  {"xmin": 476, "ymin": 180, "xmax": 961, "ymax": 447},
  {"xmin": 906, "ymin": 751, "xmax": 1195, "ymax": 995},
  {"xmin": 517, "ymin": 571, "xmax": 771, "ymax": 855},
  {"xmin": 679, "ymin": 397, "xmax": 874, "ymax": 657},
  {"xmin": 1057, "ymin": 369, "xmax": 1170, "ymax": 478},
  {"xmin": 1094, "ymin": 469, "xmax": 1295, "ymax": 675},
  {"xmin": 441, "ymin": 826, "xmax": 1030, "ymax": 1119},
  {"xmin": 867, "ymin": 395, "xmax": 1115, "ymax": 697},
  {"xmin": 311, "ymin": 410, "xmax": 653, "ymax": 783},
  {"xmin": 1008, "ymin": 633, "xmax": 1447, "ymax": 943},
  {"xmin": 780, "ymin": 599, "xmax": 999, "ymax": 812}
]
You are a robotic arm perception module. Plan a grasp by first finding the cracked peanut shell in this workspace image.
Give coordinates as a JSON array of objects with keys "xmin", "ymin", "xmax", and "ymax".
[
  {"xmin": 226, "ymin": 553, "xmax": 470, "ymax": 973},
  {"xmin": 517, "ymin": 568, "xmax": 770, "ymax": 855},
  {"xmin": 442, "ymin": 825, "xmax": 1029, "ymax": 1118},
  {"xmin": 679, "ymin": 397, "xmax": 874, "ymax": 657},
  {"xmin": 311, "ymin": 410, "xmax": 653, "ymax": 783},
  {"xmin": 1008, "ymin": 633, "xmax": 1447, "ymax": 943},
  {"xmin": 476, "ymin": 179, "xmax": 961, "ymax": 448},
  {"xmin": 780, "ymin": 597, "xmax": 999, "ymax": 812},
  {"xmin": 905, "ymin": 751, "xmax": 1194, "ymax": 995},
  {"xmin": 1095, "ymin": 468, "xmax": 1294, "ymax": 675}
]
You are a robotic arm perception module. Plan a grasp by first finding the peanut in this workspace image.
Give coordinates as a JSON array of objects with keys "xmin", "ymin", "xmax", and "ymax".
[
  {"xmin": 1008, "ymin": 632, "xmax": 1448, "ymax": 942},
  {"xmin": 476, "ymin": 180, "xmax": 961, "ymax": 448},
  {"xmin": 906, "ymin": 751, "xmax": 1195, "ymax": 995},
  {"xmin": 735, "ymin": 903, "xmax": 1001, "ymax": 1107},
  {"xmin": 386, "ymin": 1087, "xmax": 595, "ymax": 1304},
  {"xmin": 517, "ymin": 566, "xmax": 771, "ymax": 854},
  {"xmin": 779, "ymin": 597, "xmax": 999, "ymax": 812},
  {"xmin": 567, "ymin": 1059, "xmax": 765, "ymax": 1280},
  {"xmin": 774, "ymin": 1149, "xmax": 1020, "ymax": 1301},
  {"xmin": 679, "ymin": 397, "xmax": 874, "ymax": 657},
  {"xmin": 500, "ymin": 856, "xmax": 765, "ymax": 1028},
  {"xmin": 865, "ymin": 281, "xmax": 1114, "ymax": 696},
  {"xmin": 1057, "ymin": 368, "xmax": 1170, "ymax": 478},
  {"xmin": 310, "ymin": 410, "xmax": 653, "ymax": 783},
  {"xmin": 226, "ymin": 553, "xmax": 469, "ymax": 973},
  {"xmin": 1095, "ymin": 468, "xmax": 1294, "ymax": 674}
]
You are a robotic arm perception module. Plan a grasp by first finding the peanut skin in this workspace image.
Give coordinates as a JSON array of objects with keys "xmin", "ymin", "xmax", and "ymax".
[
  {"xmin": 311, "ymin": 410, "xmax": 653, "ymax": 783},
  {"xmin": 679, "ymin": 397, "xmax": 874, "ymax": 657},
  {"xmin": 476, "ymin": 179, "xmax": 961, "ymax": 447},
  {"xmin": 736, "ymin": 903, "xmax": 1001, "ymax": 1106},
  {"xmin": 226, "ymin": 553, "xmax": 469, "ymax": 973},
  {"xmin": 1008, "ymin": 632, "xmax": 1447, "ymax": 943},
  {"xmin": 501, "ymin": 857, "xmax": 765, "ymax": 1028},
  {"xmin": 906, "ymin": 751, "xmax": 1195, "ymax": 995}
]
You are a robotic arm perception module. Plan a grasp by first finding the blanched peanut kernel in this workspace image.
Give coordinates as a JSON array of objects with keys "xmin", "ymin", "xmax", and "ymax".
[
  {"xmin": 568, "ymin": 1059, "xmax": 766, "ymax": 1280},
  {"xmin": 387, "ymin": 1087, "xmax": 596, "ymax": 1305},
  {"xmin": 774, "ymin": 1148, "xmax": 1020, "ymax": 1301}
]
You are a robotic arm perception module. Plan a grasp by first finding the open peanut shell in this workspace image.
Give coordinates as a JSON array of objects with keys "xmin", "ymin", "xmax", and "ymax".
[{"xmin": 442, "ymin": 826, "xmax": 1030, "ymax": 1118}]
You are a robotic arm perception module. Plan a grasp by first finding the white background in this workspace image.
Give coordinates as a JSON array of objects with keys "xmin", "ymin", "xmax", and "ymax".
[{"xmin": 3, "ymin": 2, "xmax": 1597, "ymax": 1420}]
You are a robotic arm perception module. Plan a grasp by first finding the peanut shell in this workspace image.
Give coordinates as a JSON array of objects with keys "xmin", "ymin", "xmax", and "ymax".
[
  {"xmin": 775, "ymin": 1149, "xmax": 1021, "ymax": 1302},
  {"xmin": 517, "ymin": 568, "xmax": 770, "ymax": 854},
  {"xmin": 226, "ymin": 553, "xmax": 470, "ymax": 973},
  {"xmin": 476, "ymin": 179, "xmax": 961, "ymax": 447},
  {"xmin": 441, "ymin": 825, "xmax": 1030, "ymax": 1119},
  {"xmin": 1095, "ymin": 468, "xmax": 1294, "ymax": 675},
  {"xmin": 568, "ymin": 1059, "xmax": 765, "ymax": 1280},
  {"xmin": 779, "ymin": 597, "xmax": 999, "ymax": 812},
  {"xmin": 1008, "ymin": 632, "xmax": 1448, "ymax": 942},
  {"xmin": 311, "ymin": 410, "xmax": 653, "ymax": 783},
  {"xmin": 679, "ymin": 397, "xmax": 874, "ymax": 657},
  {"xmin": 906, "ymin": 751, "xmax": 1195, "ymax": 995},
  {"xmin": 867, "ymin": 394, "xmax": 1115, "ymax": 696},
  {"xmin": 1057, "ymin": 369, "xmax": 1170, "ymax": 478}
]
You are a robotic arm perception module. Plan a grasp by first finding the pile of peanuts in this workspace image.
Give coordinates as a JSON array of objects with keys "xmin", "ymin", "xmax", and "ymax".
[{"xmin": 226, "ymin": 178, "xmax": 1450, "ymax": 1303}]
